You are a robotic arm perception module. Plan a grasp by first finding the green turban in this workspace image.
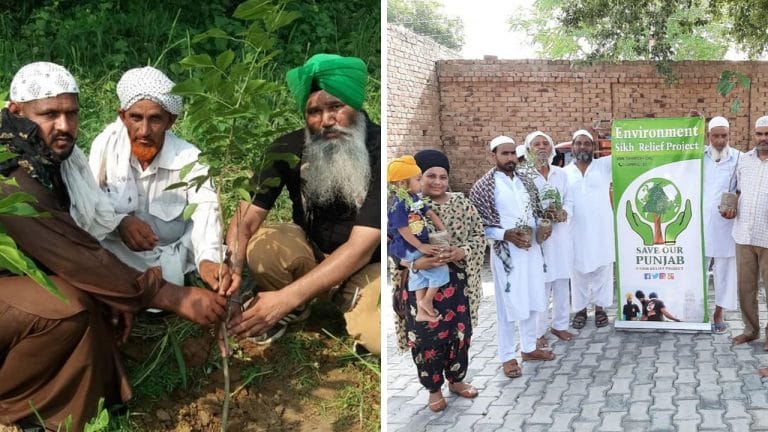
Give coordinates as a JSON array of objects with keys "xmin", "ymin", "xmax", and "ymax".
[{"xmin": 286, "ymin": 53, "xmax": 368, "ymax": 112}]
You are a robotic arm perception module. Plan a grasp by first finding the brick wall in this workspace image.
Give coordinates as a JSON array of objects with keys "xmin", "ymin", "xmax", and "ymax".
[
  {"xmin": 386, "ymin": 25, "xmax": 458, "ymax": 160},
  {"xmin": 387, "ymin": 38, "xmax": 768, "ymax": 192}
]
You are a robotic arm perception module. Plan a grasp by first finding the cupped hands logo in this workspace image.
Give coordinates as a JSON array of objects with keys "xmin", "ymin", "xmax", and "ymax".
[{"xmin": 626, "ymin": 178, "xmax": 692, "ymax": 245}]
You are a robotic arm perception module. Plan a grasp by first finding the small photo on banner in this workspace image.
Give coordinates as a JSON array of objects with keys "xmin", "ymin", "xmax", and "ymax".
[{"xmin": 611, "ymin": 116, "xmax": 710, "ymax": 331}]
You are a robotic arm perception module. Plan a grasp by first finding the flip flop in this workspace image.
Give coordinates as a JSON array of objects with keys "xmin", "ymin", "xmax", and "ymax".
[
  {"xmin": 551, "ymin": 328, "xmax": 574, "ymax": 341},
  {"xmin": 428, "ymin": 393, "xmax": 447, "ymax": 412},
  {"xmin": 572, "ymin": 309, "xmax": 588, "ymax": 329},
  {"xmin": 711, "ymin": 322, "xmax": 728, "ymax": 334},
  {"xmin": 595, "ymin": 310, "xmax": 609, "ymax": 328},
  {"xmin": 502, "ymin": 359, "xmax": 522, "ymax": 378},
  {"xmin": 521, "ymin": 349, "xmax": 556, "ymax": 361},
  {"xmin": 449, "ymin": 383, "xmax": 479, "ymax": 399}
]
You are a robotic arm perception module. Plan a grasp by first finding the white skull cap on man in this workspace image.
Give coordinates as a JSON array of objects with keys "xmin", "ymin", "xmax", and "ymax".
[
  {"xmin": 10, "ymin": 62, "xmax": 79, "ymax": 102},
  {"xmin": 756, "ymin": 116, "xmax": 768, "ymax": 128},
  {"xmin": 490, "ymin": 135, "xmax": 515, "ymax": 151},
  {"xmin": 116, "ymin": 66, "xmax": 182, "ymax": 115},
  {"xmin": 708, "ymin": 116, "xmax": 730, "ymax": 131},
  {"xmin": 572, "ymin": 129, "xmax": 594, "ymax": 142},
  {"xmin": 524, "ymin": 131, "xmax": 556, "ymax": 164}
]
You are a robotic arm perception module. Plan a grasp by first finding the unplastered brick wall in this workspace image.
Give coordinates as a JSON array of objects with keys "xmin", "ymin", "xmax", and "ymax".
[
  {"xmin": 386, "ymin": 24, "xmax": 458, "ymax": 161},
  {"xmin": 387, "ymin": 51, "xmax": 767, "ymax": 192}
]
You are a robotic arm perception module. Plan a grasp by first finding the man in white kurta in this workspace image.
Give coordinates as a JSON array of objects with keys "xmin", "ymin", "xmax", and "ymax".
[
  {"xmin": 702, "ymin": 116, "xmax": 739, "ymax": 333},
  {"xmin": 469, "ymin": 136, "xmax": 550, "ymax": 379},
  {"xmin": 88, "ymin": 67, "xmax": 228, "ymax": 292},
  {"xmin": 564, "ymin": 129, "xmax": 614, "ymax": 328},
  {"xmin": 525, "ymin": 131, "xmax": 575, "ymax": 344}
]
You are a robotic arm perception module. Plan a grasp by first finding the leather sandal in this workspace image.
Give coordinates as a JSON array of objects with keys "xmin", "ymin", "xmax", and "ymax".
[
  {"xmin": 502, "ymin": 359, "xmax": 522, "ymax": 378},
  {"xmin": 595, "ymin": 309, "xmax": 609, "ymax": 328},
  {"xmin": 551, "ymin": 328, "xmax": 574, "ymax": 341},
  {"xmin": 449, "ymin": 382, "xmax": 479, "ymax": 399},
  {"xmin": 521, "ymin": 349, "xmax": 556, "ymax": 361},
  {"xmin": 572, "ymin": 309, "xmax": 588, "ymax": 329},
  {"xmin": 428, "ymin": 392, "xmax": 447, "ymax": 412}
]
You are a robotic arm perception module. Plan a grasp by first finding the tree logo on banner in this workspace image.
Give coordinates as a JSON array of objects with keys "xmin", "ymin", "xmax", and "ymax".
[{"xmin": 626, "ymin": 177, "xmax": 692, "ymax": 245}]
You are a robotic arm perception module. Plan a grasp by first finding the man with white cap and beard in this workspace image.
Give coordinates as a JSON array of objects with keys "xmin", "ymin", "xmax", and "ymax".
[
  {"xmin": 224, "ymin": 54, "xmax": 381, "ymax": 355},
  {"xmin": 728, "ymin": 115, "xmax": 768, "ymax": 351},
  {"xmin": 0, "ymin": 62, "xmax": 226, "ymax": 431},
  {"xmin": 88, "ymin": 66, "xmax": 231, "ymax": 295},
  {"xmin": 702, "ymin": 115, "xmax": 740, "ymax": 334},
  {"xmin": 564, "ymin": 129, "xmax": 614, "ymax": 329},
  {"xmin": 525, "ymin": 131, "xmax": 575, "ymax": 345},
  {"xmin": 470, "ymin": 135, "xmax": 552, "ymax": 381}
]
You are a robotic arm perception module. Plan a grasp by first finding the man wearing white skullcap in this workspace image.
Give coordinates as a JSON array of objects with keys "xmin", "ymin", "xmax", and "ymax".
[
  {"xmin": 470, "ymin": 135, "xmax": 552, "ymax": 380},
  {"xmin": 524, "ymin": 131, "xmax": 575, "ymax": 345},
  {"xmin": 701, "ymin": 116, "xmax": 740, "ymax": 334},
  {"xmin": 0, "ymin": 62, "xmax": 226, "ymax": 431},
  {"xmin": 730, "ymin": 115, "xmax": 768, "ymax": 350},
  {"xmin": 564, "ymin": 128, "xmax": 614, "ymax": 329},
  {"xmin": 88, "ymin": 66, "xmax": 230, "ymax": 296}
]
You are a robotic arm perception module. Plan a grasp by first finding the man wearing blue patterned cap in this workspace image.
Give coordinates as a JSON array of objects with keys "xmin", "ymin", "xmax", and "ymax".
[
  {"xmin": 88, "ymin": 66, "xmax": 231, "ymax": 295},
  {"xmin": 225, "ymin": 54, "xmax": 381, "ymax": 355}
]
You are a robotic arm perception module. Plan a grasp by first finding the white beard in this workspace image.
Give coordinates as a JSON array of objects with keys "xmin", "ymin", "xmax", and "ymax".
[
  {"xmin": 710, "ymin": 144, "xmax": 728, "ymax": 162},
  {"xmin": 301, "ymin": 112, "xmax": 370, "ymax": 210}
]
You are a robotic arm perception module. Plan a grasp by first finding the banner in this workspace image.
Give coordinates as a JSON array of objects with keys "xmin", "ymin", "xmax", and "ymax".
[{"xmin": 612, "ymin": 117, "xmax": 710, "ymax": 331}]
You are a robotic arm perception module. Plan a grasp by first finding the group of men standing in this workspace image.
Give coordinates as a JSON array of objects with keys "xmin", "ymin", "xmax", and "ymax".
[
  {"xmin": 469, "ymin": 114, "xmax": 768, "ymax": 379},
  {"xmin": 0, "ymin": 55, "xmax": 381, "ymax": 430}
]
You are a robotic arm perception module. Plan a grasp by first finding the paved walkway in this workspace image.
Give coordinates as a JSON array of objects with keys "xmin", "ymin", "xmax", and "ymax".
[{"xmin": 385, "ymin": 262, "xmax": 768, "ymax": 431}]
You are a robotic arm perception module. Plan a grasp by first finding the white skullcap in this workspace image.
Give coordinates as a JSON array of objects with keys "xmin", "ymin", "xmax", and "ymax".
[
  {"xmin": 490, "ymin": 135, "xmax": 515, "ymax": 151},
  {"xmin": 524, "ymin": 131, "xmax": 556, "ymax": 164},
  {"xmin": 708, "ymin": 116, "xmax": 729, "ymax": 131},
  {"xmin": 9, "ymin": 62, "xmax": 79, "ymax": 102},
  {"xmin": 572, "ymin": 129, "xmax": 594, "ymax": 142},
  {"xmin": 116, "ymin": 66, "xmax": 182, "ymax": 115},
  {"xmin": 756, "ymin": 116, "xmax": 768, "ymax": 128}
]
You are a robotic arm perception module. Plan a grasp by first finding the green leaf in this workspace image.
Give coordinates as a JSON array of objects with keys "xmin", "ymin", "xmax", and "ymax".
[
  {"xmin": 731, "ymin": 98, "xmax": 742, "ymax": 113},
  {"xmin": 234, "ymin": 0, "xmax": 273, "ymax": 21},
  {"xmin": 0, "ymin": 233, "xmax": 66, "ymax": 302},
  {"xmin": 84, "ymin": 398, "xmax": 109, "ymax": 431},
  {"xmin": 191, "ymin": 28, "xmax": 229, "ymax": 43},
  {"xmin": 216, "ymin": 49, "xmax": 236, "ymax": 71},
  {"xmin": 261, "ymin": 177, "xmax": 281, "ymax": 187},
  {"xmin": 164, "ymin": 182, "xmax": 189, "ymax": 191},
  {"xmin": 237, "ymin": 187, "xmax": 252, "ymax": 202},
  {"xmin": 738, "ymin": 74, "xmax": 751, "ymax": 90},
  {"xmin": 0, "ymin": 191, "xmax": 37, "ymax": 210},
  {"xmin": 267, "ymin": 10, "xmax": 302, "ymax": 32},
  {"xmin": 0, "ymin": 152, "xmax": 17, "ymax": 163},
  {"xmin": 182, "ymin": 203, "xmax": 198, "ymax": 221},
  {"xmin": 265, "ymin": 152, "xmax": 301, "ymax": 168},
  {"xmin": 180, "ymin": 161, "xmax": 198, "ymax": 181},
  {"xmin": 168, "ymin": 327, "xmax": 188, "ymax": 390},
  {"xmin": 716, "ymin": 79, "xmax": 735, "ymax": 97},
  {"xmin": 0, "ymin": 203, "xmax": 41, "ymax": 217},
  {"xmin": 172, "ymin": 79, "xmax": 204, "ymax": 96},
  {"xmin": 179, "ymin": 54, "xmax": 213, "ymax": 68}
]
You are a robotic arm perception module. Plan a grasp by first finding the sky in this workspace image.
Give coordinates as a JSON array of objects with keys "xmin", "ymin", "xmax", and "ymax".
[{"xmin": 440, "ymin": 0, "xmax": 538, "ymax": 60}]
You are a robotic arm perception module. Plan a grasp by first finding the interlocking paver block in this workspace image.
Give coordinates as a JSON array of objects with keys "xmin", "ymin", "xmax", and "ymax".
[
  {"xmin": 649, "ymin": 409, "xmax": 675, "ymax": 431},
  {"xmin": 699, "ymin": 409, "xmax": 726, "ymax": 430},
  {"xmin": 673, "ymin": 399, "xmax": 699, "ymax": 421}
]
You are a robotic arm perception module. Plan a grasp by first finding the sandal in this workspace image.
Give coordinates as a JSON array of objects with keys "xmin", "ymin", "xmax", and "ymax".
[
  {"xmin": 449, "ymin": 382, "xmax": 479, "ymax": 399},
  {"xmin": 502, "ymin": 359, "xmax": 522, "ymax": 378},
  {"xmin": 428, "ymin": 392, "xmax": 447, "ymax": 412},
  {"xmin": 711, "ymin": 322, "xmax": 728, "ymax": 334},
  {"xmin": 536, "ymin": 336, "xmax": 549, "ymax": 349},
  {"xmin": 572, "ymin": 309, "xmax": 587, "ymax": 329},
  {"xmin": 595, "ymin": 309, "xmax": 609, "ymax": 328},
  {"xmin": 521, "ymin": 349, "xmax": 556, "ymax": 361},
  {"xmin": 551, "ymin": 328, "xmax": 574, "ymax": 341}
]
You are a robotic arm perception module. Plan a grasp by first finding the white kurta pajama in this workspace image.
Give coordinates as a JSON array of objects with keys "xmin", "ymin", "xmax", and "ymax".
[
  {"xmin": 703, "ymin": 146, "xmax": 740, "ymax": 310},
  {"xmin": 534, "ymin": 166, "xmax": 574, "ymax": 335},
  {"xmin": 486, "ymin": 172, "xmax": 546, "ymax": 361},
  {"xmin": 564, "ymin": 156, "xmax": 614, "ymax": 311},
  {"xmin": 89, "ymin": 120, "xmax": 223, "ymax": 285}
]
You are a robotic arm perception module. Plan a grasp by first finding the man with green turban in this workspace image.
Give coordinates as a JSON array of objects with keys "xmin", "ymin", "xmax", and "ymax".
[{"xmin": 226, "ymin": 54, "xmax": 381, "ymax": 356}]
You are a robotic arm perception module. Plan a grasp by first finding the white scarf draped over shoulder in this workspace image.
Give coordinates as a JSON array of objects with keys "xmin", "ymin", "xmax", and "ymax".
[
  {"xmin": 61, "ymin": 145, "xmax": 124, "ymax": 240},
  {"xmin": 88, "ymin": 117, "xmax": 139, "ymax": 214}
]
